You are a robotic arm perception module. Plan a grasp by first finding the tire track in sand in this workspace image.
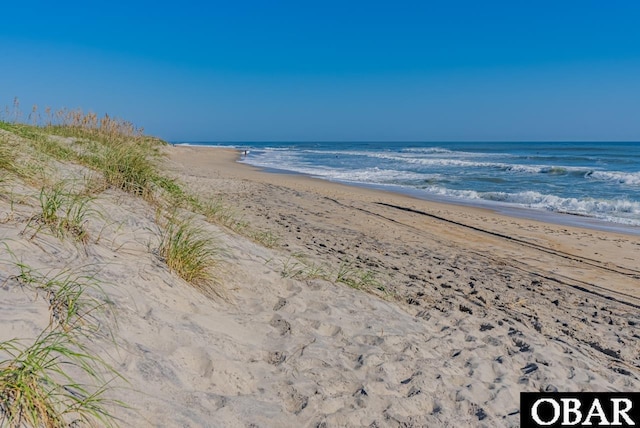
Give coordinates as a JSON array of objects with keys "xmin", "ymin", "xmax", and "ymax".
[{"xmin": 328, "ymin": 199, "xmax": 640, "ymax": 309}]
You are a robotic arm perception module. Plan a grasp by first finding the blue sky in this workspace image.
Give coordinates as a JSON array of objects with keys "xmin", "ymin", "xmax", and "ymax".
[{"xmin": 1, "ymin": 1, "xmax": 639, "ymax": 141}]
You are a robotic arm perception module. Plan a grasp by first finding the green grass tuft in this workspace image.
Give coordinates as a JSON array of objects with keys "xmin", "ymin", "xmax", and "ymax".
[
  {"xmin": 158, "ymin": 216, "xmax": 222, "ymax": 297},
  {"xmin": 27, "ymin": 184, "xmax": 94, "ymax": 243},
  {"xmin": 90, "ymin": 143, "xmax": 157, "ymax": 198},
  {"xmin": 0, "ymin": 330, "xmax": 121, "ymax": 428},
  {"xmin": 277, "ymin": 255, "xmax": 328, "ymax": 280},
  {"xmin": 336, "ymin": 260, "xmax": 384, "ymax": 292},
  {"xmin": 0, "ymin": 253, "xmax": 123, "ymax": 427},
  {"xmin": 251, "ymin": 230, "xmax": 280, "ymax": 248}
]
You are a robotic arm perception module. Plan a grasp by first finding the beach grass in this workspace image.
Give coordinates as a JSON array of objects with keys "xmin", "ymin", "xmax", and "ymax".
[
  {"xmin": 336, "ymin": 260, "xmax": 384, "ymax": 293},
  {"xmin": 3, "ymin": 106, "xmax": 167, "ymax": 203},
  {"xmin": 251, "ymin": 230, "xmax": 280, "ymax": 248},
  {"xmin": 24, "ymin": 183, "xmax": 94, "ymax": 243},
  {"xmin": 198, "ymin": 198, "xmax": 248, "ymax": 232},
  {"xmin": 0, "ymin": 127, "xmax": 19, "ymax": 174},
  {"xmin": 0, "ymin": 124, "xmax": 46, "ymax": 182},
  {"xmin": 158, "ymin": 215, "xmax": 222, "ymax": 297},
  {"xmin": 277, "ymin": 254, "xmax": 328, "ymax": 280},
  {"xmin": 0, "ymin": 330, "xmax": 121, "ymax": 428},
  {"xmin": 23, "ymin": 267, "xmax": 107, "ymax": 332},
  {"xmin": 90, "ymin": 141, "xmax": 158, "ymax": 199},
  {"xmin": 1, "ymin": 249, "xmax": 121, "ymax": 427},
  {"xmin": 0, "ymin": 121, "xmax": 75, "ymax": 164}
]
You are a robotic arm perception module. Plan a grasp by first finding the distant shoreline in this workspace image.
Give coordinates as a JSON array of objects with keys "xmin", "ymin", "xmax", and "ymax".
[{"xmin": 225, "ymin": 147, "xmax": 640, "ymax": 236}]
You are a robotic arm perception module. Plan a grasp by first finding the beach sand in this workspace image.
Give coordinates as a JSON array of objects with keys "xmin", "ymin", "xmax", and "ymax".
[{"xmin": 1, "ymin": 142, "xmax": 639, "ymax": 427}]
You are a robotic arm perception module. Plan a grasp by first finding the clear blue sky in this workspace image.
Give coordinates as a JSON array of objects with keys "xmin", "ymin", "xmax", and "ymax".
[{"xmin": 1, "ymin": 1, "xmax": 639, "ymax": 142}]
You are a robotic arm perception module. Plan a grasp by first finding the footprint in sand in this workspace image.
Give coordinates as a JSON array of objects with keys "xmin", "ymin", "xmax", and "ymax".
[
  {"xmin": 353, "ymin": 334, "xmax": 384, "ymax": 346},
  {"xmin": 273, "ymin": 297, "xmax": 287, "ymax": 311},
  {"xmin": 170, "ymin": 346, "xmax": 214, "ymax": 378},
  {"xmin": 270, "ymin": 314, "xmax": 292, "ymax": 335},
  {"xmin": 265, "ymin": 350, "xmax": 287, "ymax": 365},
  {"xmin": 305, "ymin": 319, "xmax": 342, "ymax": 337},
  {"xmin": 286, "ymin": 392, "xmax": 309, "ymax": 414}
]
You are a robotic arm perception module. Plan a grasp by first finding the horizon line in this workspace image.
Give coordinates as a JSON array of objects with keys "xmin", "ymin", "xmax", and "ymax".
[{"xmin": 172, "ymin": 140, "xmax": 640, "ymax": 144}]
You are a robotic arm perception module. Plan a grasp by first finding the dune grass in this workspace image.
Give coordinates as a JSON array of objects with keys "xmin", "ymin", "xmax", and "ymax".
[
  {"xmin": 0, "ymin": 330, "xmax": 121, "ymax": 428},
  {"xmin": 4, "ymin": 106, "xmax": 166, "ymax": 202},
  {"xmin": 0, "ymin": 253, "xmax": 121, "ymax": 427},
  {"xmin": 5, "ymin": 104, "xmax": 276, "ymax": 252},
  {"xmin": 336, "ymin": 260, "xmax": 385, "ymax": 293},
  {"xmin": 12, "ymin": 263, "xmax": 110, "ymax": 332},
  {"xmin": 91, "ymin": 142, "xmax": 157, "ymax": 198},
  {"xmin": 158, "ymin": 215, "xmax": 222, "ymax": 297},
  {"xmin": 0, "ymin": 128, "xmax": 18, "ymax": 174},
  {"xmin": 0, "ymin": 124, "xmax": 46, "ymax": 182},
  {"xmin": 250, "ymin": 230, "xmax": 280, "ymax": 248},
  {"xmin": 25, "ymin": 183, "xmax": 94, "ymax": 243},
  {"xmin": 278, "ymin": 254, "xmax": 328, "ymax": 280}
]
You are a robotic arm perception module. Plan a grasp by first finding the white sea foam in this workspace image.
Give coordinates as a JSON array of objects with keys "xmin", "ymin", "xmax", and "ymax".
[
  {"xmin": 255, "ymin": 148, "xmax": 595, "ymax": 179},
  {"xmin": 587, "ymin": 170, "xmax": 640, "ymax": 186},
  {"xmin": 323, "ymin": 168, "xmax": 436, "ymax": 183},
  {"xmin": 174, "ymin": 142, "xmax": 240, "ymax": 148},
  {"xmin": 402, "ymin": 147, "xmax": 505, "ymax": 157},
  {"xmin": 344, "ymin": 153, "xmax": 589, "ymax": 175},
  {"xmin": 421, "ymin": 187, "xmax": 640, "ymax": 225},
  {"xmin": 236, "ymin": 143, "xmax": 640, "ymax": 227}
]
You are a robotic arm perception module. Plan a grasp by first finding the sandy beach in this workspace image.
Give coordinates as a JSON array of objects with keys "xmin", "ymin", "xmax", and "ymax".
[
  {"xmin": 165, "ymin": 146, "xmax": 640, "ymax": 425},
  {"xmin": 2, "ymin": 138, "xmax": 639, "ymax": 427}
]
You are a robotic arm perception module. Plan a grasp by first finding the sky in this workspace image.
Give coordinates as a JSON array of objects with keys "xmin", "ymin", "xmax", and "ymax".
[{"xmin": 1, "ymin": 1, "xmax": 640, "ymax": 142}]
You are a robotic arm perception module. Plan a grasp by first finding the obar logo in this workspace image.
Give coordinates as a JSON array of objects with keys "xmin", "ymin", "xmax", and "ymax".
[{"xmin": 521, "ymin": 393, "xmax": 639, "ymax": 427}]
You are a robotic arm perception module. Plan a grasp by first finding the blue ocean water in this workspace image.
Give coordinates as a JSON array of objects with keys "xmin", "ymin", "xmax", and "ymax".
[{"xmin": 179, "ymin": 141, "xmax": 640, "ymax": 231}]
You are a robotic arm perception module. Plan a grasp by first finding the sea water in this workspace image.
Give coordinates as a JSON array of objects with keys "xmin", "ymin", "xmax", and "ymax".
[{"xmin": 178, "ymin": 141, "xmax": 640, "ymax": 233}]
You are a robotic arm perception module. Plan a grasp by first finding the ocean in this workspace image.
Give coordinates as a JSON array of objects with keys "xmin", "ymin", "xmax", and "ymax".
[{"xmin": 177, "ymin": 141, "xmax": 640, "ymax": 233}]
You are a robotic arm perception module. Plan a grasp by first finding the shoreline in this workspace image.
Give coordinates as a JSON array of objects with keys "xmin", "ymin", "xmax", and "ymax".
[
  {"xmin": 174, "ymin": 143, "xmax": 640, "ymax": 236},
  {"xmin": 167, "ymin": 145, "xmax": 640, "ymax": 302},
  {"xmin": 181, "ymin": 144, "xmax": 640, "ymax": 236},
  {"xmin": 294, "ymin": 176, "xmax": 640, "ymax": 236}
]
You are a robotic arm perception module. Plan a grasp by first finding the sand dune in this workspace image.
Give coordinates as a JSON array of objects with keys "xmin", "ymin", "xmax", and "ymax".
[{"xmin": 1, "ymin": 142, "xmax": 638, "ymax": 427}]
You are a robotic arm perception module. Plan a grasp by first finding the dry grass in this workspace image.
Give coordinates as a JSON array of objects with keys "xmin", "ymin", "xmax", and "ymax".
[
  {"xmin": 0, "ymin": 124, "xmax": 47, "ymax": 182},
  {"xmin": 3, "ymin": 104, "xmax": 166, "ymax": 202},
  {"xmin": 336, "ymin": 259, "xmax": 386, "ymax": 293}
]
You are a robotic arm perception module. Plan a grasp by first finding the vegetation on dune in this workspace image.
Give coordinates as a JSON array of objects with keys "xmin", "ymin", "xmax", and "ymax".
[
  {"xmin": 0, "ymin": 97, "xmax": 390, "ymax": 425},
  {"xmin": 278, "ymin": 254, "xmax": 328, "ymax": 281},
  {"xmin": 336, "ymin": 259, "xmax": 385, "ymax": 293},
  {"xmin": 0, "ymin": 256, "xmax": 122, "ymax": 427},
  {"xmin": 0, "ymin": 100, "xmax": 239, "ymax": 426},
  {"xmin": 9, "ymin": 259, "xmax": 113, "ymax": 333},
  {"xmin": 0, "ymin": 329, "xmax": 122, "ymax": 428},
  {"xmin": 158, "ymin": 214, "xmax": 222, "ymax": 297},
  {"xmin": 23, "ymin": 183, "xmax": 95, "ymax": 243},
  {"xmin": 0, "ymin": 101, "xmax": 174, "ymax": 426}
]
